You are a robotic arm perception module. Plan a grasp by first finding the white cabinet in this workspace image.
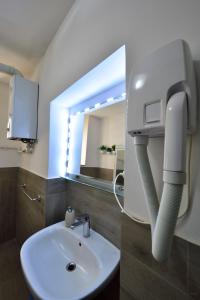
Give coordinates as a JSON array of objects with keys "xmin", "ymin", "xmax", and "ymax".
[{"xmin": 7, "ymin": 75, "xmax": 39, "ymax": 141}]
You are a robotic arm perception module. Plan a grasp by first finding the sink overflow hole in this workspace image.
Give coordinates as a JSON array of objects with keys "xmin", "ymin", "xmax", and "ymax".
[{"xmin": 66, "ymin": 262, "xmax": 76, "ymax": 272}]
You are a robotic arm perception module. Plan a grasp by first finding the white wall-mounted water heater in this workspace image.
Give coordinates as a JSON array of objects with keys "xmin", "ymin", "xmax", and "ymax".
[
  {"xmin": 7, "ymin": 74, "xmax": 39, "ymax": 142},
  {"xmin": 127, "ymin": 40, "xmax": 197, "ymax": 262}
]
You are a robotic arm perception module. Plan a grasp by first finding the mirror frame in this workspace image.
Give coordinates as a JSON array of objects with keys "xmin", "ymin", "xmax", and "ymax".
[{"xmin": 62, "ymin": 172, "xmax": 124, "ymax": 196}]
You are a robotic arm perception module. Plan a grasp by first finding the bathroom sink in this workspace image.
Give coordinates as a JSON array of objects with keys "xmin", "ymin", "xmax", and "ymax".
[{"xmin": 20, "ymin": 221, "xmax": 120, "ymax": 300}]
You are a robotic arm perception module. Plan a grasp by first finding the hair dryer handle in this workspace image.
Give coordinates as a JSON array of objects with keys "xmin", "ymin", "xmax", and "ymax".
[{"xmin": 163, "ymin": 91, "xmax": 187, "ymax": 180}]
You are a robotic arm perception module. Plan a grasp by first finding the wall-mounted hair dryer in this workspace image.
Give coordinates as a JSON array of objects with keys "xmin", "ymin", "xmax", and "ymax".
[{"xmin": 127, "ymin": 40, "xmax": 197, "ymax": 262}]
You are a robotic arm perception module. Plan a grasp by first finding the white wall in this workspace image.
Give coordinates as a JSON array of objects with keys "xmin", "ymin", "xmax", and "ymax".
[
  {"xmin": 85, "ymin": 116, "xmax": 101, "ymax": 168},
  {"xmin": 0, "ymin": 82, "xmax": 20, "ymax": 167},
  {"xmin": 100, "ymin": 112, "xmax": 125, "ymax": 169},
  {"xmin": 19, "ymin": 0, "xmax": 200, "ymax": 244},
  {"xmin": 48, "ymin": 101, "xmax": 69, "ymax": 177}
]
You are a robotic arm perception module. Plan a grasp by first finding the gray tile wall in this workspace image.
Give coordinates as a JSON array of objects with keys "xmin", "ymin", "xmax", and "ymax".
[
  {"xmin": 15, "ymin": 169, "xmax": 121, "ymax": 248},
  {"xmin": 120, "ymin": 214, "xmax": 200, "ymax": 300},
  {"xmin": 0, "ymin": 240, "xmax": 29, "ymax": 299},
  {"xmin": 0, "ymin": 168, "xmax": 18, "ymax": 243},
  {"xmin": 16, "ymin": 168, "xmax": 46, "ymax": 245}
]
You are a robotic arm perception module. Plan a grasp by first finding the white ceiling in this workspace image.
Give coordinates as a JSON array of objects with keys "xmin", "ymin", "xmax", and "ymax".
[{"xmin": 0, "ymin": 0, "xmax": 75, "ymax": 79}]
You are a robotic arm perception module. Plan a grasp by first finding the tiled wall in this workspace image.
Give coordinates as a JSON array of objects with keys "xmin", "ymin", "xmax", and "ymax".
[
  {"xmin": 120, "ymin": 214, "xmax": 200, "ymax": 300},
  {"xmin": 80, "ymin": 166, "xmax": 113, "ymax": 181},
  {"xmin": 16, "ymin": 168, "xmax": 46, "ymax": 245},
  {"xmin": 0, "ymin": 168, "xmax": 17, "ymax": 243},
  {"xmin": 15, "ymin": 169, "xmax": 120, "ymax": 299},
  {"xmin": 15, "ymin": 169, "xmax": 121, "ymax": 248}
]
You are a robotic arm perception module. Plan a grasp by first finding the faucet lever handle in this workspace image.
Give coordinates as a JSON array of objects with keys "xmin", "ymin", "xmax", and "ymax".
[{"xmin": 76, "ymin": 214, "xmax": 89, "ymax": 222}]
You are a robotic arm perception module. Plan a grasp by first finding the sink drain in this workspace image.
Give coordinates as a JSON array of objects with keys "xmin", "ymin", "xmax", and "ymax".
[{"xmin": 66, "ymin": 262, "xmax": 76, "ymax": 272}]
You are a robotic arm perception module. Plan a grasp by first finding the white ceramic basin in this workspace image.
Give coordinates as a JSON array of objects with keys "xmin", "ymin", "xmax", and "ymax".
[{"xmin": 20, "ymin": 221, "xmax": 120, "ymax": 300}]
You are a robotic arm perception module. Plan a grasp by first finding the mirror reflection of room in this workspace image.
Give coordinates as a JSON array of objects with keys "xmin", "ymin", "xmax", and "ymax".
[{"xmin": 80, "ymin": 101, "xmax": 126, "ymax": 182}]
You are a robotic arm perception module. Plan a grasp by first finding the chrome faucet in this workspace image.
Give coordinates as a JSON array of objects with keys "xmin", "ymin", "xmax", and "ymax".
[{"xmin": 70, "ymin": 214, "xmax": 90, "ymax": 238}]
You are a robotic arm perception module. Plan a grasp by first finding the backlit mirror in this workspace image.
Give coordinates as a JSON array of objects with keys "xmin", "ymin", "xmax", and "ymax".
[{"xmin": 50, "ymin": 45, "xmax": 126, "ymax": 194}]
